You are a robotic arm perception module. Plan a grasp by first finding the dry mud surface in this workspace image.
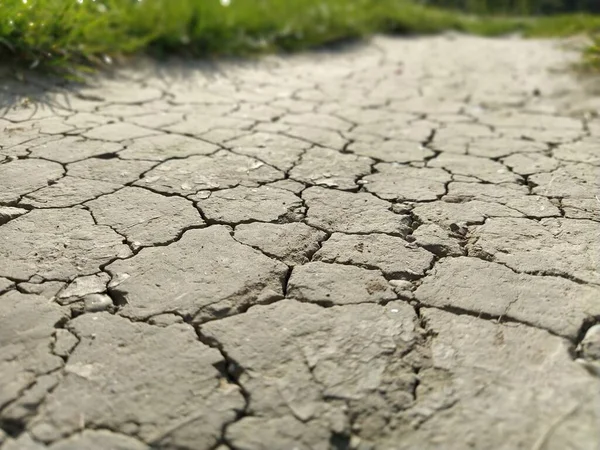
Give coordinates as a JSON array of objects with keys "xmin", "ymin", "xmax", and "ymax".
[{"xmin": 1, "ymin": 35, "xmax": 600, "ymax": 450}]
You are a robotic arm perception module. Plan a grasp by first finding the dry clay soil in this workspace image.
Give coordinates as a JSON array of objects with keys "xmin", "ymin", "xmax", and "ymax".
[{"xmin": 1, "ymin": 35, "xmax": 600, "ymax": 450}]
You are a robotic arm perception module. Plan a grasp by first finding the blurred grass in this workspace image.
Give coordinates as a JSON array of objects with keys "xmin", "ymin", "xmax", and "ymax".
[
  {"xmin": 1, "ymin": 0, "xmax": 600, "ymax": 71},
  {"xmin": 586, "ymin": 36, "xmax": 600, "ymax": 67}
]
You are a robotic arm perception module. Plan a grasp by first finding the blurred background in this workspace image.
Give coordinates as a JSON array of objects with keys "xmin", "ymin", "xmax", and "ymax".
[
  {"xmin": 0, "ymin": 0, "xmax": 599, "ymax": 72},
  {"xmin": 421, "ymin": 0, "xmax": 600, "ymax": 15}
]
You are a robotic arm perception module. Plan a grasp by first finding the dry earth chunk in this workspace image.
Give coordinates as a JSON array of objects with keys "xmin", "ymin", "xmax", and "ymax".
[
  {"xmin": 201, "ymin": 300, "xmax": 421, "ymax": 450},
  {"xmin": 28, "ymin": 137, "xmax": 123, "ymax": 164},
  {"xmin": 415, "ymin": 257, "xmax": 600, "ymax": 338},
  {"xmin": 0, "ymin": 277, "xmax": 14, "ymax": 293},
  {"xmin": 120, "ymin": 134, "xmax": 217, "ymax": 161},
  {"xmin": 0, "ymin": 159, "xmax": 64, "ymax": 205},
  {"xmin": 502, "ymin": 152, "xmax": 559, "ymax": 175},
  {"xmin": 57, "ymin": 273, "xmax": 110, "ymax": 303},
  {"xmin": 413, "ymin": 199, "xmax": 522, "ymax": 227},
  {"xmin": 52, "ymin": 329, "xmax": 79, "ymax": 358},
  {"xmin": 83, "ymin": 122, "xmax": 159, "ymax": 142},
  {"xmin": 0, "ymin": 208, "xmax": 131, "ymax": 280},
  {"xmin": 2, "ymin": 434, "xmax": 47, "ymax": 450},
  {"xmin": 30, "ymin": 314, "xmax": 244, "ymax": 449},
  {"xmin": 20, "ymin": 177, "xmax": 121, "ymax": 208},
  {"xmin": 290, "ymin": 148, "xmax": 372, "ymax": 190},
  {"xmin": 562, "ymin": 198, "xmax": 600, "ymax": 221},
  {"xmin": 234, "ymin": 222, "xmax": 326, "ymax": 265},
  {"xmin": 280, "ymin": 112, "xmax": 352, "ymax": 132},
  {"xmin": 196, "ymin": 186, "xmax": 302, "ymax": 224},
  {"xmin": 164, "ymin": 114, "xmax": 254, "ymax": 137},
  {"xmin": 268, "ymin": 179, "xmax": 306, "ymax": 194},
  {"xmin": 87, "ymin": 186, "xmax": 204, "ymax": 247},
  {"xmin": 227, "ymin": 132, "xmax": 309, "ymax": 172},
  {"xmin": 352, "ymin": 120, "xmax": 433, "ymax": 142},
  {"xmin": 348, "ymin": 140, "xmax": 435, "ymax": 163},
  {"xmin": 0, "ymin": 292, "xmax": 69, "ymax": 412},
  {"xmin": 553, "ymin": 140, "xmax": 600, "ymax": 166},
  {"xmin": 468, "ymin": 217, "xmax": 600, "ymax": 284},
  {"xmin": 107, "ymin": 226, "xmax": 287, "ymax": 323},
  {"xmin": 314, "ymin": 233, "xmax": 434, "ymax": 278},
  {"xmin": 446, "ymin": 182, "xmax": 560, "ymax": 218},
  {"xmin": 136, "ymin": 150, "xmax": 283, "ymax": 196},
  {"xmin": 67, "ymin": 158, "xmax": 155, "ymax": 184},
  {"xmin": 428, "ymin": 153, "xmax": 521, "ymax": 184},
  {"xmin": 531, "ymin": 163, "xmax": 597, "ymax": 199},
  {"xmin": 382, "ymin": 308, "xmax": 600, "ymax": 450},
  {"xmin": 364, "ymin": 164, "xmax": 450, "ymax": 201},
  {"xmin": 284, "ymin": 125, "xmax": 348, "ymax": 150},
  {"xmin": 18, "ymin": 281, "xmax": 65, "ymax": 300},
  {"xmin": 412, "ymin": 223, "xmax": 464, "ymax": 256},
  {"xmin": 304, "ymin": 186, "xmax": 410, "ymax": 235},
  {"xmin": 49, "ymin": 430, "xmax": 149, "ymax": 450},
  {"xmin": 479, "ymin": 112, "xmax": 582, "ymax": 130},
  {"xmin": 0, "ymin": 206, "xmax": 29, "ymax": 224},
  {"xmin": 288, "ymin": 262, "xmax": 396, "ymax": 305},
  {"xmin": 467, "ymin": 138, "xmax": 546, "ymax": 159}
]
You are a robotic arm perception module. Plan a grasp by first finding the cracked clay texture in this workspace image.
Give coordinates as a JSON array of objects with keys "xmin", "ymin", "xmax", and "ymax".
[{"xmin": 1, "ymin": 35, "xmax": 600, "ymax": 450}]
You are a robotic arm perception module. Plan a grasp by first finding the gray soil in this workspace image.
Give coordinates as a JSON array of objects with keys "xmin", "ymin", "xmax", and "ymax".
[{"xmin": 1, "ymin": 35, "xmax": 599, "ymax": 450}]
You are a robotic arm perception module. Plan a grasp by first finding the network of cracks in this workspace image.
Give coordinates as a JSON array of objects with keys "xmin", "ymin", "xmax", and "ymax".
[{"xmin": 0, "ymin": 36, "xmax": 599, "ymax": 450}]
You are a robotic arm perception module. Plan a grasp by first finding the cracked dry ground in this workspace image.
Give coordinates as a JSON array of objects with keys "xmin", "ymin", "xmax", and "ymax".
[{"xmin": 1, "ymin": 35, "xmax": 600, "ymax": 450}]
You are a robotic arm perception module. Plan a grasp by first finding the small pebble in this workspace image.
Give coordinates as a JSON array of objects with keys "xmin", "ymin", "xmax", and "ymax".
[
  {"xmin": 84, "ymin": 294, "xmax": 113, "ymax": 312},
  {"xmin": 578, "ymin": 324, "xmax": 600, "ymax": 360}
]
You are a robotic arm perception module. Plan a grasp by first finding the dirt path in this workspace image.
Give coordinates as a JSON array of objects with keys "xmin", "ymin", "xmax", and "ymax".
[{"xmin": 1, "ymin": 35, "xmax": 599, "ymax": 450}]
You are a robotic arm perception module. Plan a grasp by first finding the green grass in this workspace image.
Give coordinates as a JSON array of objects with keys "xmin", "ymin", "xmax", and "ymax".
[
  {"xmin": 586, "ymin": 35, "xmax": 600, "ymax": 67},
  {"xmin": 1, "ymin": 0, "xmax": 600, "ymax": 71}
]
